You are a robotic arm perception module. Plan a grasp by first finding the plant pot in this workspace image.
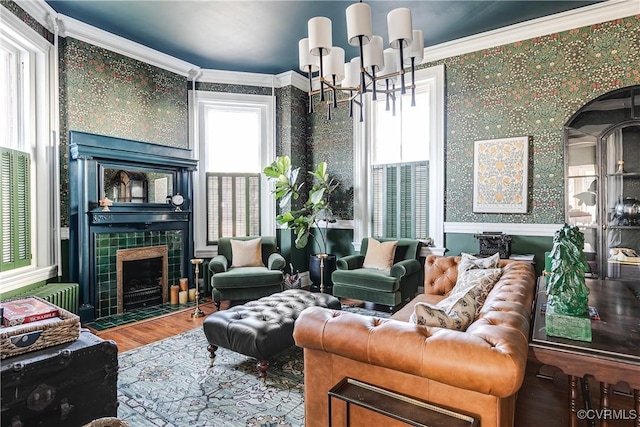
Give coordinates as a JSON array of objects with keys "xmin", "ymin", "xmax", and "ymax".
[{"xmin": 308, "ymin": 254, "xmax": 336, "ymax": 294}]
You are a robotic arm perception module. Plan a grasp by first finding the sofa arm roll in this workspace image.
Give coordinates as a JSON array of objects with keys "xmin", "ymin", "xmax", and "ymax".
[
  {"xmin": 268, "ymin": 252, "xmax": 286, "ymax": 270},
  {"xmin": 390, "ymin": 259, "xmax": 421, "ymax": 278},
  {"xmin": 209, "ymin": 255, "xmax": 228, "ymax": 274},
  {"xmin": 336, "ymin": 254, "xmax": 365, "ymax": 270},
  {"xmin": 293, "ymin": 307, "xmax": 529, "ymax": 398}
]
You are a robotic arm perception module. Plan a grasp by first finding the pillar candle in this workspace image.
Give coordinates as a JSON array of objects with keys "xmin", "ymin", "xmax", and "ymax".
[
  {"xmin": 170, "ymin": 285, "xmax": 179, "ymax": 305},
  {"xmin": 178, "ymin": 291, "xmax": 188, "ymax": 304},
  {"xmin": 188, "ymin": 288, "xmax": 196, "ymax": 302},
  {"xmin": 179, "ymin": 278, "xmax": 188, "ymax": 292}
]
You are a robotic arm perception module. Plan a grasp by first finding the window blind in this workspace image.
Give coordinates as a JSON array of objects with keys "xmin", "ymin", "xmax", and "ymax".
[{"xmin": 206, "ymin": 173, "xmax": 260, "ymax": 244}]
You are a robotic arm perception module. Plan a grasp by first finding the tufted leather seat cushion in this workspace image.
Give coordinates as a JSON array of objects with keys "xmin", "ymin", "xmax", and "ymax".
[{"xmin": 203, "ymin": 289, "xmax": 341, "ymax": 361}]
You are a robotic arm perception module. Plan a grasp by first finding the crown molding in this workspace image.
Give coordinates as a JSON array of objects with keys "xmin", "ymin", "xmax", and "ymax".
[
  {"xmin": 277, "ymin": 71, "xmax": 309, "ymax": 92},
  {"xmin": 14, "ymin": 0, "xmax": 197, "ymax": 76},
  {"xmin": 197, "ymin": 69, "xmax": 308, "ymax": 91},
  {"xmin": 58, "ymin": 14, "xmax": 197, "ymax": 76},
  {"xmin": 423, "ymin": 0, "xmax": 639, "ymax": 63},
  {"xmin": 445, "ymin": 222, "xmax": 563, "ymax": 237}
]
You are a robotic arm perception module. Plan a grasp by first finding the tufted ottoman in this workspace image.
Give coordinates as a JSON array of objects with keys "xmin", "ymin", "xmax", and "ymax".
[{"xmin": 202, "ymin": 289, "xmax": 341, "ymax": 381}]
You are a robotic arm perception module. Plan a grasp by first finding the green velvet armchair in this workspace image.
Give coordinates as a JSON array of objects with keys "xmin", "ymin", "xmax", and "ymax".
[
  {"xmin": 331, "ymin": 238, "xmax": 422, "ymax": 311},
  {"xmin": 208, "ymin": 236, "xmax": 285, "ymax": 310}
]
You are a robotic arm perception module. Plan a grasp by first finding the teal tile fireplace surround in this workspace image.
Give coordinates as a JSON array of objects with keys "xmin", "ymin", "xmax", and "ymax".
[{"xmin": 94, "ymin": 230, "xmax": 183, "ymax": 319}]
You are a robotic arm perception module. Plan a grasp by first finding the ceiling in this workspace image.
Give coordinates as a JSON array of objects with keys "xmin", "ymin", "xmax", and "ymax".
[{"xmin": 45, "ymin": 0, "xmax": 604, "ymax": 75}]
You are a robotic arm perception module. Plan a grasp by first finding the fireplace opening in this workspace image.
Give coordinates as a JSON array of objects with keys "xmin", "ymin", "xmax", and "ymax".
[
  {"xmin": 122, "ymin": 256, "xmax": 163, "ymax": 310},
  {"xmin": 117, "ymin": 245, "xmax": 169, "ymax": 313}
]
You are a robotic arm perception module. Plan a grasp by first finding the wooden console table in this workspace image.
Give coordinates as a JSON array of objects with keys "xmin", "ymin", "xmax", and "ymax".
[{"xmin": 530, "ymin": 277, "xmax": 640, "ymax": 427}]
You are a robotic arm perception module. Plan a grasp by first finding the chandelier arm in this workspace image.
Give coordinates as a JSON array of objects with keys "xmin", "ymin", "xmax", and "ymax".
[
  {"xmin": 332, "ymin": 75, "xmax": 338, "ymax": 108},
  {"xmin": 399, "ymin": 43, "xmax": 406, "ymax": 95},
  {"xmin": 307, "ymin": 65, "xmax": 314, "ymax": 114},
  {"xmin": 410, "ymin": 57, "xmax": 416, "ymax": 107},
  {"xmin": 385, "ymin": 79, "xmax": 390, "ymax": 111},
  {"xmin": 358, "ymin": 35, "xmax": 367, "ymax": 95},
  {"xmin": 372, "ymin": 70, "xmax": 377, "ymax": 101},
  {"xmin": 319, "ymin": 47, "xmax": 325, "ymax": 102}
]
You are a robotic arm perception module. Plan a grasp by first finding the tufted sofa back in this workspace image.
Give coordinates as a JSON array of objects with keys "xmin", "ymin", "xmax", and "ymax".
[{"xmin": 423, "ymin": 254, "xmax": 523, "ymax": 296}]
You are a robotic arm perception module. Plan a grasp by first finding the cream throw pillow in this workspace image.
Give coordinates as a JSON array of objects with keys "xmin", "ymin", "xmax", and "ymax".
[
  {"xmin": 363, "ymin": 238, "xmax": 398, "ymax": 272},
  {"xmin": 458, "ymin": 252, "xmax": 500, "ymax": 273},
  {"xmin": 230, "ymin": 238, "xmax": 264, "ymax": 267},
  {"xmin": 410, "ymin": 285, "xmax": 479, "ymax": 331},
  {"xmin": 451, "ymin": 268, "xmax": 502, "ymax": 310}
]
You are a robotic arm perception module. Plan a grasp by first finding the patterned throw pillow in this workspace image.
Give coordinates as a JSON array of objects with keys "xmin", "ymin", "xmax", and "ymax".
[
  {"xmin": 458, "ymin": 252, "xmax": 500, "ymax": 273},
  {"xmin": 363, "ymin": 238, "xmax": 398, "ymax": 272},
  {"xmin": 230, "ymin": 238, "xmax": 264, "ymax": 267},
  {"xmin": 410, "ymin": 286, "xmax": 480, "ymax": 331},
  {"xmin": 451, "ymin": 268, "xmax": 502, "ymax": 294}
]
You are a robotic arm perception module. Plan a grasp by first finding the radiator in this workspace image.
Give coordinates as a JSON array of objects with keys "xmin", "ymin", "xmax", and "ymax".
[{"xmin": 9, "ymin": 283, "xmax": 80, "ymax": 314}]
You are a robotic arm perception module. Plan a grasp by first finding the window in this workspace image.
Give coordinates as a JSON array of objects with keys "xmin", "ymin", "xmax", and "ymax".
[
  {"xmin": 193, "ymin": 91, "xmax": 275, "ymax": 255},
  {"xmin": 0, "ymin": 11, "xmax": 58, "ymax": 291},
  {"xmin": 353, "ymin": 64, "xmax": 444, "ymax": 248},
  {"xmin": 371, "ymin": 90, "xmax": 429, "ymax": 239}
]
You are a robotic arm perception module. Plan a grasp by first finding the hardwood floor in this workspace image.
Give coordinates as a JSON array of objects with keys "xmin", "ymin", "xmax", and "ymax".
[{"xmin": 91, "ymin": 302, "xmax": 635, "ymax": 426}]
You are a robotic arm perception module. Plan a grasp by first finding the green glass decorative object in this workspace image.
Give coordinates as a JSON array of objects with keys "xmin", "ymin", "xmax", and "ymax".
[{"xmin": 546, "ymin": 223, "xmax": 592, "ymax": 342}]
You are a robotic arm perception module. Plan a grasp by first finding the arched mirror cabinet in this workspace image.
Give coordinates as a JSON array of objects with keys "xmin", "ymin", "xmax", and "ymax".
[{"xmin": 565, "ymin": 85, "xmax": 640, "ymax": 284}]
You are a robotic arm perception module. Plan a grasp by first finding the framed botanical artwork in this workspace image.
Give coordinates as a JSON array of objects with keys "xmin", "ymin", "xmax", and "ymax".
[{"xmin": 473, "ymin": 136, "xmax": 529, "ymax": 213}]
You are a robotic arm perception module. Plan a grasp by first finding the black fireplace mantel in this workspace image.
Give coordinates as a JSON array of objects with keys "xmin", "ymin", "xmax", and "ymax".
[{"xmin": 68, "ymin": 131, "xmax": 198, "ymax": 322}]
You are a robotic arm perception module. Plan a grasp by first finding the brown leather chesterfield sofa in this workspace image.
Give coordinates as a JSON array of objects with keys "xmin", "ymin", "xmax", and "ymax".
[{"xmin": 293, "ymin": 255, "xmax": 536, "ymax": 427}]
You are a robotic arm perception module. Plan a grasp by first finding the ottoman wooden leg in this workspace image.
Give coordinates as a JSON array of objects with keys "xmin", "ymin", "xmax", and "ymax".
[
  {"xmin": 208, "ymin": 344, "xmax": 218, "ymax": 367},
  {"xmin": 256, "ymin": 360, "xmax": 270, "ymax": 383}
]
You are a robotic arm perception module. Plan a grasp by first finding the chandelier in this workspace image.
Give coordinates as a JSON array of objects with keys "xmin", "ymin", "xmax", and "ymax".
[{"xmin": 298, "ymin": 1, "xmax": 424, "ymax": 122}]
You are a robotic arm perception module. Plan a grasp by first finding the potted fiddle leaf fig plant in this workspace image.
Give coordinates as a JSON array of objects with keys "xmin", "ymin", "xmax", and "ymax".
[{"xmin": 263, "ymin": 156, "xmax": 340, "ymax": 293}]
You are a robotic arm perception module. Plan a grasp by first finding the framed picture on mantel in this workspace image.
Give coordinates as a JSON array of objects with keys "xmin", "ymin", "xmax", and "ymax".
[{"xmin": 473, "ymin": 136, "xmax": 529, "ymax": 214}]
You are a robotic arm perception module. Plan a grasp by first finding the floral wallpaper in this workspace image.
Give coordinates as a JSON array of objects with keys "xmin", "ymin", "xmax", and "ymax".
[
  {"xmin": 57, "ymin": 37, "xmax": 189, "ymax": 227},
  {"xmin": 427, "ymin": 15, "xmax": 640, "ymax": 224}
]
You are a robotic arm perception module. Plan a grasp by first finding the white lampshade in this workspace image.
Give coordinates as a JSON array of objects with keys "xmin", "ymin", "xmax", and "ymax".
[
  {"xmin": 405, "ymin": 29, "xmax": 424, "ymax": 65},
  {"xmin": 380, "ymin": 48, "xmax": 399, "ymax": 80},
  {"xmin": 324, "ymin": 47, "xmax": 345, "ymax": 81},
  {"xmin": 298, "ymin": 38, "xmax": 319, "ymax": 73},
  {"xmin": 308, "ymin": 17, "xmax": 332, "ymax": 56},
  {"xmin": 341, "ymin": 58, "xmax": 360, "ymax": 89},
  {"xmin": 363, "ymin": 35, "xmax": 384, "ymax": 73},
  {"xmin": 387, "ymin": 8, "xmax": 412, "ymax": 49},
  {"xmin": 346, "ymin": 2, "xmax": 372, "ymax": 46}
]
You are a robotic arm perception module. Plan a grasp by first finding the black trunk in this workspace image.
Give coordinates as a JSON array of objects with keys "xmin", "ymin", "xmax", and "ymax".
[{"xmin": 1, "ymin": 329, "xmax": 119, "ymax": 426}]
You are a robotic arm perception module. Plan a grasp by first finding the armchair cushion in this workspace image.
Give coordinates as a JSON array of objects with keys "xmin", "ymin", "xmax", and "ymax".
[
  {"xmin": 212, "ymin": 267, "xmax": 283, "ymax": 289},
  {"xmin": 332, "ymin": 268, "xmax": 400, "ymax": 293},
  {"xmin": 230, "ymin": 237, "xmax": 264, "ymax": 267},
  {"xmin": 362, "ymin": 238, "xmax": 398, "ymax": 271}
]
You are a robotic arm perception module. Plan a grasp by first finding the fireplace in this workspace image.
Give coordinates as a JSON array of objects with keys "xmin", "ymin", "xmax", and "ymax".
[
  {"xmin": 69, "ymin": 131, "xmax": 198, "ymax": 322},
  {"xmin": 117, "ymin": 245, "xmax": 168, "ymax": 313}
]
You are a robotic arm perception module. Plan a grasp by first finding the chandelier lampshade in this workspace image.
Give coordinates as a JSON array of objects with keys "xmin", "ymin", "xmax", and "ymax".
[
  {"xmin": 345, "ymin": 2, "xmax": 372, "ymax": 46},
  {"xmin": 308, "ymin": 17, "xmax": 332, "ymax": 56},
  {"xmin": 387, "ymin": 8, "xmax": 413, "ymax": 49},
  {"xmin": 298, "ymin": 38, "xmax": 319, "ymax": 73},
  {"xmin": 299, "ymin": 1, "xmax": 423, "ymax": 121}
]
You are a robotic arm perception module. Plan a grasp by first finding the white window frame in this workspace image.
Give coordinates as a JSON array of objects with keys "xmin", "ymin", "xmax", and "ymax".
[
  {"xmin": 353, "ymin": 64, "xmax": 445, "ymax": 250},
  {"xmin": 0, "ymin": 10, "xmax": 59, "ymax": 291},
  {"xmin": 192, "ymin": 90, "xmax": 275, "ymax": 257}
]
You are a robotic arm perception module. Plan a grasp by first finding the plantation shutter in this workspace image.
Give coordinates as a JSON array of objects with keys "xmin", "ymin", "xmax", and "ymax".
[
  {"xmin": 206, "ymin": 173, "xmax": 260, "ymax": 245},
  {"xmin": 0, "ymin": 147, "xmax": 31, "ymax": 271},
  {"xmin": 372, "ymin": 161, "xmax": 428, "ymax": 239}
]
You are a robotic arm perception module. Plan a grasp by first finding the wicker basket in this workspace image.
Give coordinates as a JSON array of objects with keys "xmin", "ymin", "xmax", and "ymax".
[{"xmin": 0, "ymin": 296, "xmax": 80, "ymax": 359}]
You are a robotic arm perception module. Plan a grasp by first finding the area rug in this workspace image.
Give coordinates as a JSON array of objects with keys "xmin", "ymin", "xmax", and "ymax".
[{"xmin": 117, "ymin": 306, "xmax": 389, "ymax": 427}]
